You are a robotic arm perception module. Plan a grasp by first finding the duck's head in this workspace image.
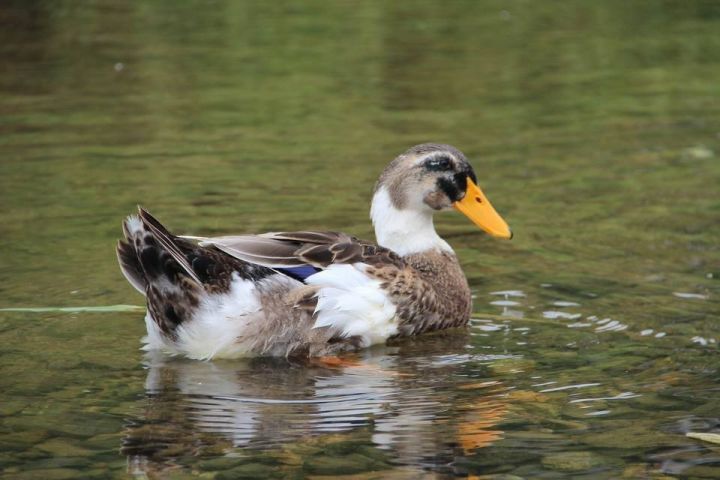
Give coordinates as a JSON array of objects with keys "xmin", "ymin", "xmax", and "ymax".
[{"xmin": 371, "ymin": 143, "xmax": 511, "ymax": 256}]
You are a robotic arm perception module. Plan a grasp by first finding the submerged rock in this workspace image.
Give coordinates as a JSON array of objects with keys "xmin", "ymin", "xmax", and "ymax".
[
  {"xmin": 541, "ymin": 451, "xmax": 608, "ymax": 472},
  {"xmin": 197, "ymin": 456, "xmax": 247, "ymax": 471},
  {"xmin": 622, "ymin": 463, "xmax": 675, "ymax": 479},
  {"xmin": 10, "ymin": 468, "xmax": 82, "ymax": 480},
  {"xmin": 304, "ymin": 452, "xmax": 386, "ymax": 475},
  {"xmin": 36, "ymin": 438, "xmax": 94, "ymax": 457},
  {"xmin": 489, "ymin": 358, "xmax": 536, "ymax": 376},
  {"xmin": 0, "ymin": 400, "xmax": 27, "ymax": 417},
  {"xmin": 0, "ymin": 430, "xmax": 49, "ymax": 452},
  {"xmin": 215, "ymin": 462, "xmax": 285, "ymax": 480},
  {"xmin": 580, "ymin": 423, "xmax": 674, "ymax": 449},
  {"xmin": 681, "ymin": 465, "xmax": 720, "ymax": 478}
]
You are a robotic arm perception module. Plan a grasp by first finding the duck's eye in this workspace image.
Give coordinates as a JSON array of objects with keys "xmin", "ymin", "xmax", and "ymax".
[{"xmin": 424, "ymin": 156, "xmax": 452, "ymax": 171}]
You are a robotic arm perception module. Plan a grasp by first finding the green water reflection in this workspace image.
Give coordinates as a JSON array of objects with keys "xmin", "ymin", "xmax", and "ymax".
[{"xmin": 1, "ymin": 1, "xmax": 718, "ymax": 478}]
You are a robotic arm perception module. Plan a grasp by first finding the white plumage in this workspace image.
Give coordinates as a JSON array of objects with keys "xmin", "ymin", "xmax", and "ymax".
[
  {"xmin": 307, "ymin": 263, "xmax": 399, "ymax": 347},
  {"xmin": 175, "ymin": 273, "xmax": 264, "ymax": 359},
  {"xmin": 145, "ymin": 274, "xmax": 299, "ymax": 360},
  {"xmin": 370, "ymin": 187, "xmax": 453, "ymax": 256},
  {"xmin": 124, "ymin": 214, "xmax": 144, "ymax": 236}
]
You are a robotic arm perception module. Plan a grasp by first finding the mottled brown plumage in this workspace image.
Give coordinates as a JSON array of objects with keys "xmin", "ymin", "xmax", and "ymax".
[{"xmin": 116, "ymin": 143, "xmax": 511, "ymax": 359}]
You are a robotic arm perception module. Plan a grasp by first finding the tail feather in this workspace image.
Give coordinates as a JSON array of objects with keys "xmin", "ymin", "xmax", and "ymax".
[
  {"xmin": 137, "ymin": 207, "xmax": 202, "ymax": 285},
  {"xmin": 116, "ymin": 235, "xmax": 146, "ymax": 294},
  {"xmin": 116, "ymin": 209, "xmax": 207, "ymax": 338}
]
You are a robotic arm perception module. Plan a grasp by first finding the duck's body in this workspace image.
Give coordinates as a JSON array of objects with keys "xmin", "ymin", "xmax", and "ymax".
[{"xmin": 117, "ymin": 144, "xmax": 511, "ymax": 359}]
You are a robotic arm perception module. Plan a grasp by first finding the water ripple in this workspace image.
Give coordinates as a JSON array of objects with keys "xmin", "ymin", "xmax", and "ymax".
[
  {"xmin": 569, "ymin": 392, "xmax": 641, "ymax": 403},
  {"xmin": 540, "ymin": 383, "xmax": 602, "ymax": 393}
]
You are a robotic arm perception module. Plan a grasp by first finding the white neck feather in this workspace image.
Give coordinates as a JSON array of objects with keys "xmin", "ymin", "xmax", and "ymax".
[{"xmin": 370, "ymin": 187, "xmax": 452, "ymax": 256}]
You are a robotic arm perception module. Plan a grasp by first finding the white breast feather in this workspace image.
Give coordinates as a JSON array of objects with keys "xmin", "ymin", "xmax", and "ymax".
[{"xmin": 306, "ymin": 263, "xmax": 398, "ymax": 347}]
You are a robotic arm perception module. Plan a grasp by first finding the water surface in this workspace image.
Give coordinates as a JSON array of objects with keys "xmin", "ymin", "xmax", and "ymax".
[{"xmin": 1, "ymin": 1, "xmax": 719, "ymax": 478}]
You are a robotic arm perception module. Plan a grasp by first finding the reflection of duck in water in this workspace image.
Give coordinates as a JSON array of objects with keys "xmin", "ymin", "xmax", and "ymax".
[
  {"xmin": 117, "ymin": 144, "xmax": 512, "ymax": 359},
  {"xmin": 122, "ymin": 332, "xmax": 508, "ymax": 475}
]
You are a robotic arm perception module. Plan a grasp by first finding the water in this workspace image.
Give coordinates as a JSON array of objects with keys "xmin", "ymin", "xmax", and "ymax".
[{"xmin": 1, "ymin": 1, "xmax": 719, "ymax": 478}]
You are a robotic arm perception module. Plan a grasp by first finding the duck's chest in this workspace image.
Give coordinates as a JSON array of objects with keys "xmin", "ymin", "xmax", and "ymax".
[{"xmin": 393, "ymin": 250, "xmax": 473, "ymax": 335}]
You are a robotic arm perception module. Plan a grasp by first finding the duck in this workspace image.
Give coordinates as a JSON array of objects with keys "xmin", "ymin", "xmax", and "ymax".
[{"xmin": 116, "ymin": 143, "xmax": 512, "ymax": 360}]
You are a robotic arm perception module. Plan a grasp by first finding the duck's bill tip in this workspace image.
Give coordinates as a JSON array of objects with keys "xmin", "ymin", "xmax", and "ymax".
[
  {"xmin": 453, "ymin": 178, "xmax": 512, "ymax": 240},
  {"xmin": 488, "ymin": 228, "xmax": 513, "ymax": 240}
]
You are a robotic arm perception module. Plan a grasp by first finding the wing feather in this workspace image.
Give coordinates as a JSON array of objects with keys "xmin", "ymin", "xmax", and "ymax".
[
  {"xmin": 264, "ymin": 231, "xmax": 346, "ymax": 244},
  {"xmin": 195, "ymin": 231, "xmax": 403, "ymax": 270},
  {"xmin": 211, "ymin": 242, "xmax": 308, "ymax": 268}
]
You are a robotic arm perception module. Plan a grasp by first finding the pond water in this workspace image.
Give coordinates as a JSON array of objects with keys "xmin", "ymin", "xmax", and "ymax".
[{"xmin": 1, "ymin": 1, "xmax": 719, "ymax": 479}]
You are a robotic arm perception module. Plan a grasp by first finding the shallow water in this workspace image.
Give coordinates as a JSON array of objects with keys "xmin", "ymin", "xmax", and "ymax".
[{"xmin": 1, "ymin": 1, "xmax": 719, "ymax": 478}]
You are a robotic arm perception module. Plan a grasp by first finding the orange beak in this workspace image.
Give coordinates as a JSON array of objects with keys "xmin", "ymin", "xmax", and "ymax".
[{"xmin": 453, "ymin": 177, "xmax": 512, "ymax": 239}]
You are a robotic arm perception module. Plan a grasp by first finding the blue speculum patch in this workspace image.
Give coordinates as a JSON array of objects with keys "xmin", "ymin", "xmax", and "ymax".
[{"xmin": 276, "ymin": 265, "xmax": 321, "ymax": 282}]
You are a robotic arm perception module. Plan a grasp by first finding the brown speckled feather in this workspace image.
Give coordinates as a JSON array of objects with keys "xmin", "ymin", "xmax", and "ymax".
[{"xmin": 373, "ymin": 250, "xmax": 473, "ymax": 336}]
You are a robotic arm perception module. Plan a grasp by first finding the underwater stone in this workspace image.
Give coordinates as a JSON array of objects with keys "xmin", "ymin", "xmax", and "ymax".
[
  {"xmin": 36, "ymin": 438, "xmax": 95, "ymax": 457},
  {"xmin": 84, "ymin": 432, "xmax": 122, "ymax": 451},
  {"xmin": 10, "ymin": 468, "xmax": 82, "ymax": 480},
  {"xmin": 489, "ymin": 358, "xmax": 536, "ymax": 375},
  {"xmin": 320, "ymin": 439, "xmax": 370, "ymax": 456},
  {"xmin": 35, "ymin": 438, "xmax": 93, "ymax": 457},
  {"xmin": 21, "ymin": 456, "xmax": 92, "ymax": 470},
  {"xmin": 304, "ymin": 453, "xmax": 385, "ymax": 475},
  {"xmin": 197, "ymin": 456, "xmax": 247, "ymax": 471},
  {"xmin": 16, "ymin": 450, "xmax": 50, "ymax": 461},
  {"xmin": 0, "ymin": 452, "xmax": 20, "ymax": 467},
  {"xmin": 459, "ymin": 449, "xmax": 538, "ymax": 470},
  {"xmin": 541, "ymin": 418, "xmax": 590, "ymax": 431},
  {"xmin": 541, "ymin": 451, "xmax": 608, "ymax": 472},
  {"xmin": 0, "ymin": 430, "xmax": 49, "ymax": 451},
  {"xmin": 215, "ymin": 462, "xmax": 285, "ymax": 480},
  {"xmin": 50, "ymin": 417, "xmax": 120, "ymax": 438},
  {"xmin": 622, "ymin": 463, "xmax": 675, "ymax": 479},
  {"xmin": 0, "ymin": 400, "xmax": 28, "ymax": 417},
  {"xmin": 681, "ymin": 465, "xmax": 720, "ymax": 478},
  {"xmin": 355, "ymin": 445, "xmax": 391, "ymax": 464},
  {"xmin": 692, "ymin": 400, "xmax": 720, "ymax": 416},
  {"xmin": 580, "ymin": 424, "xmax": 674, "ymax": 449}
]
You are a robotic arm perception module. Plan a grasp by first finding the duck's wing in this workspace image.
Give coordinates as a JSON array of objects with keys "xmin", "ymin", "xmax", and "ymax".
[{"xmin": 194, "ymin": 231, "xmax": 404, "ymax": 270}]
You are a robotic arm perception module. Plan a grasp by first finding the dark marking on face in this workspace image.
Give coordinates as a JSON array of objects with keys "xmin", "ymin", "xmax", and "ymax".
[
  {"xmin": 464, "ymin": 165, "xmax": 477, "ymax": 184},
  {"xmin": 424, "ymin": 155, "xmax": 453, "ymax": 172},
  {"xmin": 436, "ymin": 177, "xmax": 464, "ymax": 203},
  {"xmin": 429, "ymin": 156, "xmax": 478, "ymax": 205},
  {"xmin": 453, "ymin": 173, "xmax": 468, "ymax": 197}
]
